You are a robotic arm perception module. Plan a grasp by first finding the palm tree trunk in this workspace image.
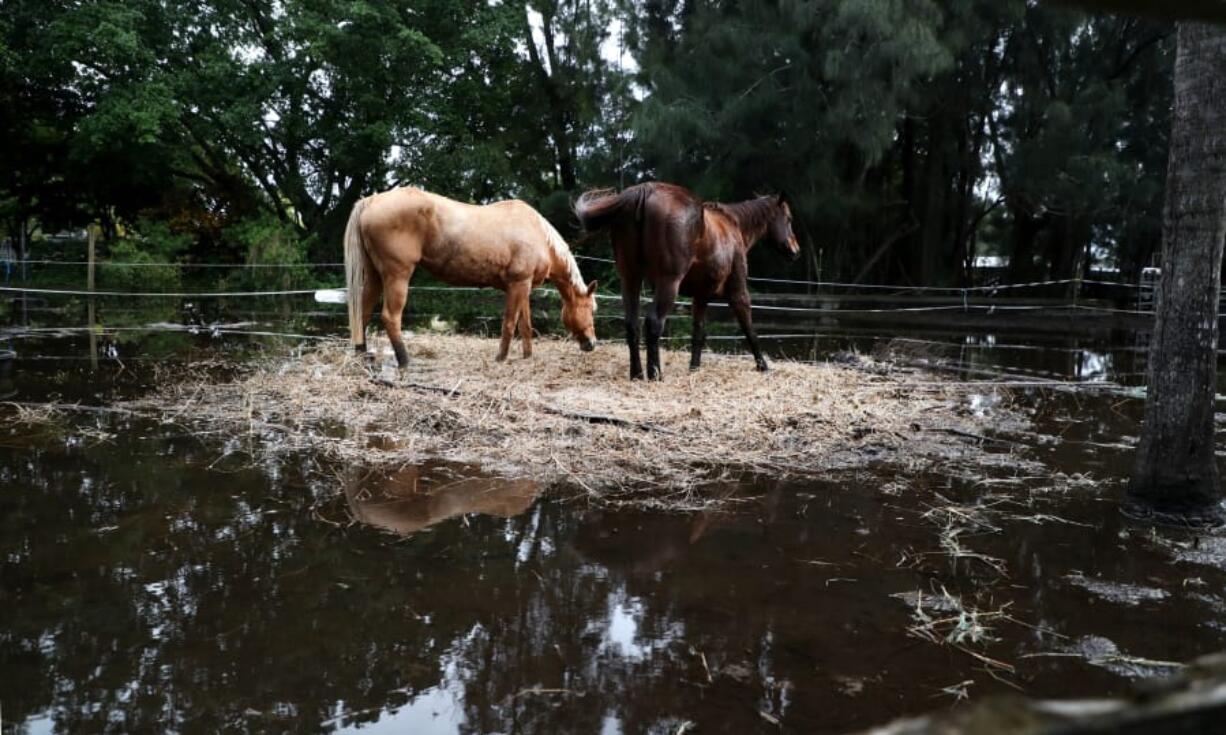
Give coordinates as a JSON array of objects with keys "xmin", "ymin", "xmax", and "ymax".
[{"xmin": 1127, "ymin": 21, "xmax": 1226, "ymax": 524}]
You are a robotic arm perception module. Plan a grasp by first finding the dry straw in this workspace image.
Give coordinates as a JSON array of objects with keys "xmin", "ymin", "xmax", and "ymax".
[{"xmin": 133, "ymin": 334, "xmax": 1024, "ymax": 503}]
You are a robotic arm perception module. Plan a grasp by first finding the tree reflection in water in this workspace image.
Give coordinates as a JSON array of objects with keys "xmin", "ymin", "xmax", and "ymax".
[
  {"xmin": 6, "ymin": 406, "xmax": 1223, "ymax": 733},
  {"xmin": 0, "ymin": 420, "xmax": 824, "ymax": 733}
]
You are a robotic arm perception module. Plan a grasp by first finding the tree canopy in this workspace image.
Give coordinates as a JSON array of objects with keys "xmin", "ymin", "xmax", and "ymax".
[{"xmin": 0, "ymin": 0, "xmax": 1183, "ymax": 284}]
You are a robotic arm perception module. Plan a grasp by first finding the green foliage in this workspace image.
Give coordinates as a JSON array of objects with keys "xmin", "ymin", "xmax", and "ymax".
[
  {"xmin": 633, "ymin": 1, "xmax": 952, "ymax": 203},
  {"xmin": 99, "ymin": 219, "xmax": 190, "ymax": 292},
  {"xmin": 99, "ymin": 241, "xmax": 181, "ymax": 292},
  {"xmin": 990, "ymin": 6, "xmax": 1174, "ymax": 281},
  {"xmin": 626, "ymin": 0, "xmax": 1172, "ymax": 284},
  {"xmin": 0, "ymin": 0, "xmax": 1179, "ymax": 288},
  {"xmin": 219, "ymin": 215, "xmax": 311, "ymax": 291}
]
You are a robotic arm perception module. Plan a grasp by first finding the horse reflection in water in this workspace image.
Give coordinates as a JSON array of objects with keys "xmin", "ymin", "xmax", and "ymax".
[
  {"xmin": 344, "ymin": 465, "xmax": 539, "ymax": 536},
  {"xmin": 568, "ymin": 483, "xmax": 771, "ymax": 575}
]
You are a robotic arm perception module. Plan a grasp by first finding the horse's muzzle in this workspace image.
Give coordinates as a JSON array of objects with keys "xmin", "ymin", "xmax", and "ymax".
[{"xmin": 580, "ymin": 337, "xmax": 597, "ymax": 352}]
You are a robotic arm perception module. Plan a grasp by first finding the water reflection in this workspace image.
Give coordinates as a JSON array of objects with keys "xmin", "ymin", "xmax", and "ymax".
[
  {"xmin": 0, "ymin": 352, "xmax": 14, "ymax": 400},
  {"xmin": 7, "ymin": 329, "xmax": 1226, "ymax": 733},
  {"xmin": 4, "ymin": 399, "xmax": 1225, "ymax": 733},
  {"xmin": 344, "ymin": 464, "xmax": 539, "ymax": 537}
]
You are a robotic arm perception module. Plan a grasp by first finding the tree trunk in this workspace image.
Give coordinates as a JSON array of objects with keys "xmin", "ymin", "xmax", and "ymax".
[
  {"xmin": 524, "ymin": 5, "xmax": 578, "ymax": 192},
  {"xmin": 919, "ymin": 120, "xmax": 948, "ymax": 286},
  {"xmin": 1007, "ymin": 205, "xmax": 1047, "ymax": 283},
  {"xmin": 1127, "ymin": 22, "xmax": 1226, "ymax": 525}
]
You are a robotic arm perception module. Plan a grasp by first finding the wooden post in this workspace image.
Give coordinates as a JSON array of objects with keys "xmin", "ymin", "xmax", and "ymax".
[
  {"xmin": 87, "ymin": 225, "xmax": 97, "ymax": 371},
  {"xmin": 87, "ymin": 225, "xmax": 96, "ymax": 294}
]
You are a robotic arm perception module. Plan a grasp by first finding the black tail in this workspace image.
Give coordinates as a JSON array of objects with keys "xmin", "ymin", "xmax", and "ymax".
[{"xmin": 574, "ymin": 187, "xmax": 644, "ymax": 232}]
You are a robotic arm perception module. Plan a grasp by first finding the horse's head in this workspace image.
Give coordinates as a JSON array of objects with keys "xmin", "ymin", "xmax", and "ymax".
[
  {"xmin": 562, "ymin": 280, "xmax": 599, "ymax": 351},
  {"xmin": 768, "ymin": 193, "xmax": 801, "ymax": 261}
]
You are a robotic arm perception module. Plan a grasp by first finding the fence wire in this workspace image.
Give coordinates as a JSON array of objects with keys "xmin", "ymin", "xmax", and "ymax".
[{"xmin": 2, "ymin": 257, "xmax": 1159, "ymax": 318}]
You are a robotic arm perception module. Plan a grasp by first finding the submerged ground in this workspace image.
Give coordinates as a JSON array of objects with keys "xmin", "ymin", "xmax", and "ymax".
[{"xmin": 3, "ymin": 293, "xmax": 1226, "ymax": 733}]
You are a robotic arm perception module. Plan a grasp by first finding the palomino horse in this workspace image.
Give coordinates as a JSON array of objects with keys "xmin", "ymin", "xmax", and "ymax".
[
  {"xmin": 575, "ymin": 182, "xmax": 799, "ymax": 380},
  {"xmin": 344, "ymin": 187, "xmax": 598, "ymax": 368}
]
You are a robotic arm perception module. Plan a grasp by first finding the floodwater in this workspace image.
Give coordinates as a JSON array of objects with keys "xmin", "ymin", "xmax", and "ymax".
[{"xmin": 4, "ymin": 296, "xmax": 1226, "ymax": 734}]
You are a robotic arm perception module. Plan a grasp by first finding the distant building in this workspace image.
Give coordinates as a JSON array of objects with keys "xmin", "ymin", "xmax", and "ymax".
[
  {"xmin": 42, "ymin": 229, "xmax": 89, "ymax": 242},
  {"xmin": 973, "ymin": 255, "xmax": 1009, "ymax": 269}
]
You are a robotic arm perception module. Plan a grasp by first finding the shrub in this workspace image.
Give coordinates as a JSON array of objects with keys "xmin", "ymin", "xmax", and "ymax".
[
  {"xmin": 97, "ymin": 219, "xmax": 189, "ymax": 292},
  {"xmin": 220, "ymin": 215, "xmax": 311, "ymax": 291}
]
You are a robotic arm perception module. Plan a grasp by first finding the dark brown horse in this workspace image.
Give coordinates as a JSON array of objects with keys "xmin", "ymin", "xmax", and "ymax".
[{"xmin": 575, "ymin": 182, "xmax": 800, "ymax": 380}]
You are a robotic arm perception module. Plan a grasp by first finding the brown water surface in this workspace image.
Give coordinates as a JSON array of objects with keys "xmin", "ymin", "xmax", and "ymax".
[{"xmin": 3, "ymin": 307, "xmax": 1226, "ymax": 733}]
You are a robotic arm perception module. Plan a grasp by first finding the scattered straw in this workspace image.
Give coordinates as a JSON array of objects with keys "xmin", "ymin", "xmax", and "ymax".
[{"xmin": 126, "ymin": 334, "xmax": 1026, "ymax": 503}]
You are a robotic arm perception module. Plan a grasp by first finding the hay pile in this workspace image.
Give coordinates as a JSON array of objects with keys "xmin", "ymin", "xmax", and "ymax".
[{"xmin": 137, "ymin": 334, "xmax": 1025, "ymax": 501}]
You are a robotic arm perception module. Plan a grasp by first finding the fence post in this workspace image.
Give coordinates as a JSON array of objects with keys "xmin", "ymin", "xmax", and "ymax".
[
  {"xmin": 20, "ymin": 220, "xmax": 28, "ymax": 326},
  {"xmin": 87, "ymin": 225, "xmax": 96, "ymax": 294}
]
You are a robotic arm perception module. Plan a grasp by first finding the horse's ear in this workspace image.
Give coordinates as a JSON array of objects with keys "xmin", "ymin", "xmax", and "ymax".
[
  {"xmin": 777, "ymin": 191, "xmax": 791, "ymax": 208},
  {"xmin": 586, "ymin": 280, "xmax": 598, "ymax": 296}
]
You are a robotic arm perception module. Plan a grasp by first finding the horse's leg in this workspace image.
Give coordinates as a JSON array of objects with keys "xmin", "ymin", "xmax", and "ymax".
[
  {"xmin": 497, "ymin": 279, "xmax": 530, "ymax": 362},
  {"xmin": 518, "ymin": 286, "xmax": 533, "ymax": 359},
  {"xmin": 727, "ymin": 263, "xmax": 768, "ymax": 372},
  {"xmin": 621, "ymin": 273, "xmax": 643, "ymax": 380},
  {"xmin": 689, "ymin": 296, "xmax": 709, "ymax": 372},
  {"xmin": 381, "ymin": 271, "xmax": 413, "ymax": 370},
  {"xmin": 645, "ymin": 279, "xmax": 679, "ymax": 381},
  {"xmin": 356, "ymin": 273, "xmax": 382, "ymax": 361}
]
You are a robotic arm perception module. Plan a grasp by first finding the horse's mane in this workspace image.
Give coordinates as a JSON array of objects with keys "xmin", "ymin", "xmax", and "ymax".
[
  {"xmin": 705, "ymin": 196, "xmax": 778, "ymax": 232},
  {"xmin": 535, "ymin": 211, "xmax": 591, "ymax": 295}
]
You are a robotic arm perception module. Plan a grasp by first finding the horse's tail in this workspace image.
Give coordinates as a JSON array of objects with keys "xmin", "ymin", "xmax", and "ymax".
[
  {"xmin": 574, "ymin": 187, "xmax": 643, "ymax": 233},
  {"xmin": 344, "ymin": 197, "xmax": 370, "ymax": 348}
]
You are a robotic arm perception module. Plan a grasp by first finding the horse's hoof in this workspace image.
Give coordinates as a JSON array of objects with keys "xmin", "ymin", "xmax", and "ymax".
[
  {"xmin": 756, "ymin": 361, "xmax": 770, "ymax": 372},
  {"xmin": 629, "ymin": 371, "xmax": 644, "ymax": 381},
  {"xmin": 495, "ymin": 354, "xmax": 508, "ymax": 363}
]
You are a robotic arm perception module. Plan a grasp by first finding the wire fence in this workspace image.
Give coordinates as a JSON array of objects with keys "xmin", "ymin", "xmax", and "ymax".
[
  {"xmin": 570, "ymin": 253, "xmax": 1148, "ymax": 292},
  {"xmin": 8, "ymin": 255, "xmax": 1146, "ymax": 290},
  {"xmin": 0, "ymin": 258, "xmax": 1167, "ymax": 390},
  {"xmin": 0, "ymin": 283, "xmax": 1161, "ymax": 316},
  {"xmin": 1, "ymin": 257, "xmax": 1160, "ymax": 318}
]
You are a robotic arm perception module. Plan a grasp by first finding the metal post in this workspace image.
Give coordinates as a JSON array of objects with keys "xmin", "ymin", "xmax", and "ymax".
[
  {"xmin": 19, "ymin": 220, "xmax": 27, "ymax": 282},
  {"xmin": 20, "ymin": 222, "xmax": 28, "ymax": 328},
  {"xmin": 88, "ymin": 225, "xmax": 97, "ymax": 371}
]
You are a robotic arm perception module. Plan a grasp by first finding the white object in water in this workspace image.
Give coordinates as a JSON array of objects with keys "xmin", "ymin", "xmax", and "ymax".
[{"xmin": 314, "ymin": 289, "xmax": 347, "ymax": 304}]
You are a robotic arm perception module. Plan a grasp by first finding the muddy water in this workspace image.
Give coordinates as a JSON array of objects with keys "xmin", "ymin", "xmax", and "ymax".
[{"xmin": 4, "ymin": 305, "xmax": 1226, "ymax": 733}]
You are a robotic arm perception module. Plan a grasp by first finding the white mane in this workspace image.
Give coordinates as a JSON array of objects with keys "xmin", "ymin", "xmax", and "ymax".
[{"xmin": 536, "ymin": 212, "xmax": 590, "ymax": 295}]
